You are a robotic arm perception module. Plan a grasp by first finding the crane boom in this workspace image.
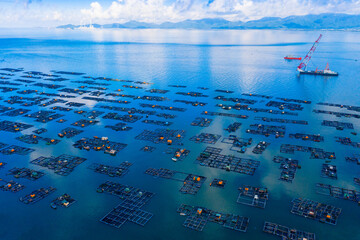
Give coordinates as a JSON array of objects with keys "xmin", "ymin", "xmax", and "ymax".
[{"xmin": 297, "ymin": 34, "xmax": 322, "ymax": 71}]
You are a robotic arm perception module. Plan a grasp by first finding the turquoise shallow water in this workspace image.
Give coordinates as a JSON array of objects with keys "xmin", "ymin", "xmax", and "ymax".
[{"xmin": 0, "ymin": 29, "xmax": 360, "ymax": 240}]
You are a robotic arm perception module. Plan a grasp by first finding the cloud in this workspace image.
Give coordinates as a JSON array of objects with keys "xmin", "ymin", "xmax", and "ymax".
[
  {"xmin": 79, "ymin": 0, "xmax": 360, "ymax": 24},
  {"xmin": 1, "ymin": 0, "xmax": 360, "ymax": 27},
  {"xmin": 18, "ymin": 0, "xmax": 42, "ymax": 8}
]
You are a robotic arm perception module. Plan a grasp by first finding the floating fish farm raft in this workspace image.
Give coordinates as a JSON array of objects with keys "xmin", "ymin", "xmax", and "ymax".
[
  {"xmin": 0, "ymin": 145, "xmax": 34, "ymax": 155},
  {"xmin": 237, "ymin": 185, "xmax": 268, "ymax": 208},
  {"xmin": 195, "ymin": 147, "xmax": 260, "ymax": 175},
  {"xmin": 254, "ymin": 117, "xmax": 308, "ymax": 125},
  {"xmin": 177, "ymin": 204, "xmax": 249, "ymax": 232},
  {"xmin": 335, "ymin": 137, "xmax": 360, "ymax": 148},
  {"xmin": 145, "ymin": 168, "xmax": 206, "ymax": 195},
  {"xmin": 97, "ymin": 181, "xmax": 154, "ymax": 228},
  {"xmin": 88, "ymin": 162, "xmax": 132, "ymax": 177},
  {"xmin": 252, "ymin": 141, "xmax": 270, "ymax": 154},
  {"xmin": 73, "ymin": 136, "xmax": 127, "ymax": 155},
  {"xmin": 273, "ymin": 156, "xmax": 300, "ymax": 183},
  {"xmin": 224, "ymin": 122, "xmax": 242, "ymax": 132},
  {"xmin": 321, "ymin": 164, "xmax": 337, "ymax": 179},
  {"xmin": 263, "ymin": 222, "xmax": 315, "ymax": 240},
  {"xmin": 0, "ymin": 179, "xmax": 25, "ymax": 193},
  {"xmin": 222, "ymin": 135, "xmax": 252, "ymax": 153},
  {"xmin": 140, "ymin": 145, "xmax": 156, "ymax": 152},
  {"xmin": 164, "ymin": 147, "xmax": 190, "ymax": 161},
  {"xmin": 246, "ymin": 124, "xmax": 285, "ymax": 138},
  {"xmin": 2, "ymin": 66, "xmax": 360, "ymax": 238},
  {"xmin": 105, "ymin": 122, "xmax": 132, "ymax": 131},
  {"xmin": 58, "ymin": 127, "xmax": 83, "ymax": 138},
  {"xmin": 20, "ymin": 186, "xmax": 56, "ymax": 204},
  {"xmin": 316, "ymin": 183, "xmax": 360, "ymax": 204},
  {"xmin": 289, "ymin": 133, "xmax": 324, "ymax": 142},
  {"xmin": 30, "ymin": 154, "xmax": 86, "ymax": 176},
  {"xmin": 280, "ymin": 144, "xmax": 335, "ymax": 159},
  {"xmin": 321, "ymin": 120, "xmax": 354, "ymax": 130},
  {"xmin": 135, "ymin": 128, "xmax": 185, "ymax": 145},
  {"xmin": 189, "ymin": 133, "xmax": 221, "ymax": 144},
  {"xmin": 202, "ymin": 111, "xmax": 248, "ymax": 119},
  {"xmin": 50, "ymin": 193, "xmax": 76, "ymax": 209},
  {"xmin": 7, "ymin": 167, "xmax": 44, "ymax": 181},
  {"xmin": 345, "ymin": 154, "xmax": 360, "ymax": 165},
  {"xmin": 209, "ymin": 178, "xmax": 226, "ymax": 188},
  {"xmin": 191, "ymin": 117, "xmax": 212, "ymax": 127},
  {"xmin": 290, "ymin": 198, "xmax": 341, "ymax": 225}
]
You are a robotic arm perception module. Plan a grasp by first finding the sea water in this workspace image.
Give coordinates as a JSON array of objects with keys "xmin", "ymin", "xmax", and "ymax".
[{"xmin": 0, "ymin": 28, "xmax": 359, "ymax": 240}]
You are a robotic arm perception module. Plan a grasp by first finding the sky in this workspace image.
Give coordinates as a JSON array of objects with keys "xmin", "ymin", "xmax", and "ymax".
[{"xmin": 0, "ymin": 0, "xmax": 359, "ymax": 28}]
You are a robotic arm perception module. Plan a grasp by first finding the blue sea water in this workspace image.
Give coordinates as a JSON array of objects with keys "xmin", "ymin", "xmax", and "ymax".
[{"xmin": 0, "ymin": 28, "xmax": 359, "ymax": 240}]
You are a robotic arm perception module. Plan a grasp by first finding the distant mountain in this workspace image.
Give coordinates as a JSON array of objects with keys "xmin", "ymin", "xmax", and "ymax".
[{"xmin": 57, "ymin": 13, "xmax": 360, "ymax": 30}]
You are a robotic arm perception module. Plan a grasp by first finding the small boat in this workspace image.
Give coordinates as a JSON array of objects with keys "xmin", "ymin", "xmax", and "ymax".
[{"xmin": 284, "ymin": 55, "xmax": 302, "ymax": 60}]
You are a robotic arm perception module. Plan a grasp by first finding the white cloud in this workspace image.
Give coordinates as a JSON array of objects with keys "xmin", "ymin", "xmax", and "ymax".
[
  {"xmin": 1, "ymin": 0, "xmax": 360, "ymax": 27},
  {"xmin": 78, "ymin": 0, "xmax": 360, "ymax": 24}
]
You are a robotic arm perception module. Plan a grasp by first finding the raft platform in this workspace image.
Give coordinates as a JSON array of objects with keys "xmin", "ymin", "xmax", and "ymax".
[
  {"xmin": 190, "ymin": 133, "xmax": 221, "ymax": 144},
  {"xmin": 174, "ymin": 100, "xmax": 207, "ymax": 106},
  {"xmin": 266, "ymin": 100, "xmax": 303, "ymax": 111},
  {"xmin": 71, "ymin": 119, "xmax": 99, "ymax": 128},
  {"xmin": 242, "ymin": 93, "xmax": 272, "ymax": 99},
  {"xmin": 58, "ymin": 127, "xmax": 83, "ymax": 138},
  {"xmin": 345, "ymin": 154, "xmax": 360, "ymax": 165},
  {"xmin": 316, "ymin": 183, "xmax": 360, "ymax": 203},
  {"xmin": 290, "ymin": 198, "xmax": 341, "ymax": 225},
  {"xmin": 140, "ymin": 145, "xmax": 156, "ymax": 152},
  {"xmin": 246, "ymin": 124, "xmax": 285, "ymax": 138},
  {"xmin": 31, "ymin": 154, "xmax": 86, "ymax": 176},
  {"xmin": 7, "ymin": 167, "xmax": 44, "ymax": 181},
  {"xmin": 280, "ymin": 144, "xmax": 335, "ymax": 160},
  {"xmin": 20, "ymin": 186, "xmax": 56, "ymax": 204},
  {"xmin": 142, "ymin": 119, "xmax": 172, "ymax": 126},
  {"xmin": 321, "ymin": 164, "xmax": 337, "ymax": 179},
  {"xmin": 51, "ymin": 193, "xmax": 76, "ymax": 208},
  {"xmin": 176, "ymin": 91, "xmax": 208, "ymax": 97},
  {"xmin": 97, "ymin": 181, "xmax": 154, "ymax": 228},
  {"xmin": 202, "ymin": 110, "xmax": 248, "ymax": 119},
  {"xmin": 273, "ymin": 156, "xmax": 300, "ymax": 183},
  {"xmin": 289, "ymin": 133, "xmax": 324, "ymax": 142},
  {"xmin": 222, "ymin": 135, "xmax": 252, "ymax": 153},
  {"xmin": 0, "ymin": 120, "xmax": 33, "ymax": 132},
  {"xmin": 0, "ymin": 179, "xmax": 25, "ymax": 192},
  {"xmin": 0, "ymin": 145, "xmax": 34, "ymax": 155},
  {"xmin": 145, "ymin": 168, "xmax": 206, "ymax": 195},
  {"xmin": 214, "ymin": 96, "xmax": 256, "ymax": 104},
  {"xmin": 263, "ymin": 222, "xmax": 315, "ymax": 240},
  {"xmin": 140, "ymin": 103, "xmax": 186, "ymax": 112},
  {"xmin": 135, "ymin": 128, "xmax": 185, "ymax": 145},
  {"xmin": 313, "ymin": 109, "xmax": 360, "ymax": 119},
  {"xmin": 335, "ymin": 137, "xmax": 360, "ymax": 148},
  {"xmin": 237, "ymin": 185, "xmax": 268, "ymax": 208},
  {"xmin": 191, "ymin": 117, "xmax": 212, "ymax": 127},
  {"xmin": 16, "ymin": 134, "xmax": 60, "ymax": 145},
  {"xmin": 254, "ymin": 117, "xmax": 308, "ymax": 125},
  {"xmin": 165, "ymin": 147, "xmax": 190, "ymax": 161},
  {"xmin": 33, "ymin": 128, "xmax": 47, "ymax": 135},
  {"xmin": 73, "ymin": 137, "xmax": 127, "ymax": 155},
  {"xmin": 88, "ymin": 162, "xmax": 132, "ymax": 178},
  {"xmin": 321, "ymin": 120, "xmax": 353, "ymax": 130},
  {"xmin": 196, "ymin": 147, "xmax": 260, "ymax": 175},
  {"xmin": 252, "ymin": 141, "xmax": 270, "ymax": 154},
  {"xmin": 105, "ymin": 122, "xmax": 132, "ymax": 131},
  {"xmin": 177, "ymin": 204, "xmax": 249, "ymax": 232},
  {"xmin": 225, "ymin": 122, "xmax": 242, "ymax": 132},
  {"xmin": 210, "ymin": 178, "xmax": 226, "ymax": 188}
]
